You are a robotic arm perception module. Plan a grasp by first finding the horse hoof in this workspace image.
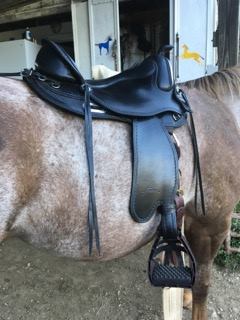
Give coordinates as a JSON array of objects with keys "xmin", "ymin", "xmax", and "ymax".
[{"xmin": 183, "ymin": 289, "xmax": 192, "ymax": 310}]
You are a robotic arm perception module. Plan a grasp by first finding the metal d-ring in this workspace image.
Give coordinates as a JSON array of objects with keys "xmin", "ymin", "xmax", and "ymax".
[
  {"xmin": 172, "ymin": 113, "xmax": 182, "ymax": 121},
  {"xmin": 51, "ymin": 81, "xmax": 61, "ymax": 89},
  {"xmin": 38, "ymin": 74, "xmax": 47, "ymax": 81}
]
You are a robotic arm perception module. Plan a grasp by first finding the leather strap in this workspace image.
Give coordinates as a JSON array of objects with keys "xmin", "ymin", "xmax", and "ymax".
[
  {"xmin": 176, "ymin": 88, "xmax": 205, "ymax": 215},
  {"xmin": 0, "ymin": 72, "xmax": 22, "ymax": 77},
  {"xmin": 82, "ymin": 84, "xmax": 100, "ymax": 255}
]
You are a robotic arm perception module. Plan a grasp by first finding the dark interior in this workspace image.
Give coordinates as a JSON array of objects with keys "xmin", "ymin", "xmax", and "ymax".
[{"xmin": 119, "ymin": 0, "xmax": 169, "ymax": 54}]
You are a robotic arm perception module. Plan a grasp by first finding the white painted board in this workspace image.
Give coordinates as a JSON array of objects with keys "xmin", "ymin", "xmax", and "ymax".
[
  {"xmin": 71, "ymin": 0, "xmax": 92, "ymax": 78},
  {"xmin": 88, "ymin": 0, "xmax": 121, "ymax": 72},
  {"xmin": 71, "ymin": 0, "xmax": 120, "ymax": 79},
  {"xmin": 0, "ymin": 39, "xmax": 41, "ymax": 74},
  {"xmin": 170, "ymin": 0, "xmax": 218, "ymax": 82}
]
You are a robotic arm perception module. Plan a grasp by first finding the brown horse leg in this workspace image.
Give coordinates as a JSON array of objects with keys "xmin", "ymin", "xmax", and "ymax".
[
  {"xmin": 183, "ymin": 289, "xmax": 192, "ymax": 309},
  {"xmin": 184, "ymin": 212, "xmax": 232, "ymax": 320}
]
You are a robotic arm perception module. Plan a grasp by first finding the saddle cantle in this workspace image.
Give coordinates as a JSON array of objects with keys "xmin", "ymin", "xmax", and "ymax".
[{"xmin": 22, "ymin": 39, "xmax": 202, "ymax": 288}]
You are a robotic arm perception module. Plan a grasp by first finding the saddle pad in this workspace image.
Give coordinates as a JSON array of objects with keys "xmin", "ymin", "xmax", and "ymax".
[{"xmin": 130, "ymin": 117, "xmax": 179, "ymax": 222}]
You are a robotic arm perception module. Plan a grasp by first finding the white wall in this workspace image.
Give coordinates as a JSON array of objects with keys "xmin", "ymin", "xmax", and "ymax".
[{"xmin": 0, "ymin": 21, "xmax": 73, "ymax": 44}]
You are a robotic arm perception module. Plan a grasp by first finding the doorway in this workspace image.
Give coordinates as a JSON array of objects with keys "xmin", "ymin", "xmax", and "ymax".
[{"xmin": 119, "ymin": 0, "xmax": 169, "ymax": 70}]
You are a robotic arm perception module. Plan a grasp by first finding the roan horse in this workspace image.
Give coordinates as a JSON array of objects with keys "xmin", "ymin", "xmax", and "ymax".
[{"xmin": 0, "ymin": 66, "xmax": 240, "ymax": 320}]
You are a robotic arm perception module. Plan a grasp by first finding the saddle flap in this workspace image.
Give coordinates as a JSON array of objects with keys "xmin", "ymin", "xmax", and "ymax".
[{"xmin": 130, "ymin": 117, "xmax": 179, "ymax": 222}]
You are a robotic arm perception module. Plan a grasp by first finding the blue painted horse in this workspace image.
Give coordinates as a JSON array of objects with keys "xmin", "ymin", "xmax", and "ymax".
[{"xmin": 96, "ymin": 36, "xmax": 112, "ymax": 55}]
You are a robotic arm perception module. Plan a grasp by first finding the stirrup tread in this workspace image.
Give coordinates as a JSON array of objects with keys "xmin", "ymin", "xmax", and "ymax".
[{"xmin": 151, "ymin": 264, "xmax": 193, "ymax": 288}]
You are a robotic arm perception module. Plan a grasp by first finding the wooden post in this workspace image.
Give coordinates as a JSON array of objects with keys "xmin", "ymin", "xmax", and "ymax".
[
  {"xmin": 163, "ymin": 288, "xmax": 183, "ymax": 320},
  {"xmin": 224, "ymin": 212, "xmax": 240, "ymax": 254},
  {"xmin": 217, "ymin": 0, "xmax": 240, "ymax": 69},
  {"xmin": 0, "ymin": 0, "xmax": 40, "ymax": 13}
]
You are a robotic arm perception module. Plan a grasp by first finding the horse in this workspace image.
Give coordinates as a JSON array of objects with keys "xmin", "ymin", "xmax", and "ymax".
[{"xmin": 0, "ymin": 66, "xmax": 239, "ymax": 320}]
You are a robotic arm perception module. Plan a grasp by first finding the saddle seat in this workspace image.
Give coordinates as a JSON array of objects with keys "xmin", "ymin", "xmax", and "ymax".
[{"xmin": 33, "ymin": 40, "xmax": 185, "ymax": 118}]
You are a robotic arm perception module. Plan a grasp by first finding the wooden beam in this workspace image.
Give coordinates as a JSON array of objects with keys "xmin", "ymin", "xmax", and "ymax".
[
  {"xmin": 0, "ymin": 0, "xmax": 71, "ymax": 25},
  {"xmin": 0, "ymin": 1, "xmax": 40, "ymax": 13},
  {"xmin": 228, "ymin": 0, "xmax": 240, "ymax": 66}
]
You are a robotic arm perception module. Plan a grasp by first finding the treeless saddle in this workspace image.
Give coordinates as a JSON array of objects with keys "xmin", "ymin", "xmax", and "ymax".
[{"xmin": 21, "ymin": 40, "xmax": 204, "ymax": 288}]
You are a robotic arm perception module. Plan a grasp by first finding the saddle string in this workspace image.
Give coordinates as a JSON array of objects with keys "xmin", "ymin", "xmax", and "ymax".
[
  {"xmin": 82, "ymin": 84, "xmax": 100, "ymax": 255},
  {"xmin": 189, "ymin": 112, "xmax": 206, "ymax": 215},
  {"xmin": 181, "ymin": 91, "xmax": 205, "ymax": 216},
  {"xmin": 174, "ymin": 87, "xmax": 205, "ymax": 215}
]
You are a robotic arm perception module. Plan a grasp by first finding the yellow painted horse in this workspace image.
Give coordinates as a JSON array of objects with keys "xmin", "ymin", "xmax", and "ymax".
[{"xmin": 181, "ymin": 44, "xmax": 204, "ymax": 64}]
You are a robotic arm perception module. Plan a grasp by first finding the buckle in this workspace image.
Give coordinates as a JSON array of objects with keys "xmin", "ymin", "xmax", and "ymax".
[
  {"xmin": 175, "ymin": 86, "xmax": 192, "ymax": 113},
  {"xmin": 172, "ymin": 112, "xmax": 182, "ymax": 121},
  {"xmin": 38, "ymin": 74, "xmax": 47, "ymax": 82},
  {"xmin": 51, "ymin": 81, "xmax": 61, "ymax": 89},
  {"xmin": 21, "ymin": 68, "xmax": 33, "ymax": 77}
]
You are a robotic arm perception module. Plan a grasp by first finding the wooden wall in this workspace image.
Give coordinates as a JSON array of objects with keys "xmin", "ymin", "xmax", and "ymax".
[
  {"xmin": 217, "ymin": 0, "xmax": 240, "ymax": 68},
  {"xmin": 0, "ymin": 0, "xmax": 71, "ymax": 25}
]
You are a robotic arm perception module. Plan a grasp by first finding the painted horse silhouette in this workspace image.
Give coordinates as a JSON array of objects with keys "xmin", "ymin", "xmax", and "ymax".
[
  {"xmin": 95, "ymin": 36, "xmax": 112, "ymax": 55},
  {"xmin": 181, "ymin": 44, "xmax": 204, "ymax": 64}
]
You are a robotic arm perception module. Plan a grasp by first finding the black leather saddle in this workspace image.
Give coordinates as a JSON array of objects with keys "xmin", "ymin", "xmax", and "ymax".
[
  {"xmin": 26, "ymin": 40, "xmax": 188, "ymax": 119},
  {"xmin": 22, "ymin": 40, "xmax": 200, "ymax": 288}
]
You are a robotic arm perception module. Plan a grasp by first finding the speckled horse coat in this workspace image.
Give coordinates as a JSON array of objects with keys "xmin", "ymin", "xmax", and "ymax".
[{"xmin": 0, "ymin": 67, "xmax": 240, "ymax": 320}]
